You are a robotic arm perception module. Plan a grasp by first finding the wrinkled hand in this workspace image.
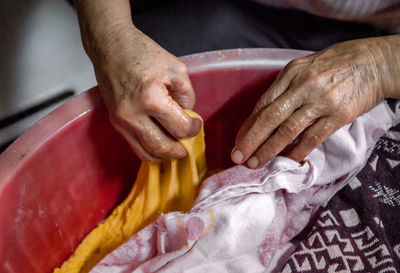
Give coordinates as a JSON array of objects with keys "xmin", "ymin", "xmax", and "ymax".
[
  {"xmin": 232, "ymin": 38, "xmax": 391, "ymax": 168},
  {"xmin": 87, "ymin": 25, "xmax": 201, "ymax": 161}
]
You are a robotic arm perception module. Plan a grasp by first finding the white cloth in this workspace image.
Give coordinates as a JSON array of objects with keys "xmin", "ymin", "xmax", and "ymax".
[{"xmin": 91, "ymin": 102, "xmax": 393, "ymax": 273}]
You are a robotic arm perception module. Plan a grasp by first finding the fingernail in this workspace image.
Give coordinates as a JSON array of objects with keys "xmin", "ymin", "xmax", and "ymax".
[
  {"xmin": 231, "ymin": 149, "xmax": 244, "ymax": 163},
  {"xmin": 247, "ymin": 156, "xmax": 259, "ymax": 169}
]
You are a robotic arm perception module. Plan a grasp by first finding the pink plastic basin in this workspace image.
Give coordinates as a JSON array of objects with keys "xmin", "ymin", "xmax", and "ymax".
[{"xmin": 0, "ymin": 48, "xmax": 310, "ymax": 273}]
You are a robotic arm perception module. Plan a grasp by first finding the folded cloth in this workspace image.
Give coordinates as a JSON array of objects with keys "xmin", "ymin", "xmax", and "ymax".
[{"xmin": 90, "ymin": 102, "xmax": 395, "ymax": 273}]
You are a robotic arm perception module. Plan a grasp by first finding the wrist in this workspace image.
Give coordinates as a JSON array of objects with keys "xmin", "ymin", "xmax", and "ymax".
[
  {"xmin": 82, "ymin": 21, "xmax": 137, "ymax": 60},
  {"xmin": 75, "ymin": 0, "xmax": 134, "ymax": 59},
  {"xmin": 372, "ymin": 35, "xmax": 400, "ymax": 99}
]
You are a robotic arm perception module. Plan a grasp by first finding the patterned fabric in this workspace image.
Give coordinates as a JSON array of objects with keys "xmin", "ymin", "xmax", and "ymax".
[
  {"xmin": 89, "ymin": 103, "xmax": 395, "ymax": 273},
  {"xmin": 282, "ymin": 100, "xmax": 400, "ymax": 272},
  {"xmin": 254, "ymin": 0, "xmax": 400, "ymax": 33}
]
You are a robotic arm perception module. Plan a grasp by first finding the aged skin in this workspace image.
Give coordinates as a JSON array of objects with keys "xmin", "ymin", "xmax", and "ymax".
[
  {"xmin": 75, "ymin": 0, "xmax": 400, "ymax": 165},
  {"xmin": 232, "ymin": 35, "xmax": 400, "ymax": 168},
  {"xmin": 76, "ymin": 0, "xmax": 201, "ymax": 161}
]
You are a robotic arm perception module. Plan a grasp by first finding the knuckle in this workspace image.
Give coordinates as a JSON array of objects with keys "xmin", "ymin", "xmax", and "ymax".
[
  {"xmin": 152, "ymin": 143, "xmax": 172, "ymax": 157},
  {"xmin": 239, "ymin": 131, "xmax": 261, "ymax": 154},
  {"xmin": 142, "ymin": 98, "xmax": 159, "ymax": 112},
  {"xmin": 154, "ymin": 142, "xmax": 186, "ymax": 159},
  {"xmin": 322, "ymin": 47, "xmax": 336, "ymax": 57},
  {"xmin": 312, "ymin": 74, "xmax": 327, "ymax": 89},
  {"xmin": 172, "ymin": 78, "xmax": 185, "ymax": 89},
  {"xmin": 176, "ymin": 62, "xmax": 189, "ymax": 75},
  {"xmin": 140, "ymin": 86, "xmax": 163, "ymax": 111},
  {"xmin": 254, "ymin": 113, "xmax": 269, "ymax": 128},
  {"xmin": 301, "ymin": 69, "xmax": 322, "ymax": 88},
  {"xmin": 302, "ymin": 132, "xmax": 322, "ymax": 148},
  {"xmin": 286, "ymin": 59, "xmax": 302, "ymax": 71},
  {"xmin": 321, "ymin": 93, "xmax": 336, "ymax": 106},
  {"xmin": 259, "ymin": 141, "xmax": 276, "ymax": 159},
  {"xmin": 303, "ymin": 106, "xmax": 319, "ymax": 119},
  {"xmin": 255, "ymin": 93, "xmax": 273, "ymax": 110},
  {"xmin": 253, "ymin": 100, "xmax": 267, "ymax": 114},
  {"xmin": 305, "ymin": 67, "xmax": 319, "ymax": 78},
  {"xmin": 278, "ymin": 120, "xmax": 299, "ymax": 140},
  {"xmin": 243, "ymin": 132, "xmax": 258, "ymax": 147},
  {"xmin": 256, "ymin": 107, "xmax": 278, "ymax": 124}
]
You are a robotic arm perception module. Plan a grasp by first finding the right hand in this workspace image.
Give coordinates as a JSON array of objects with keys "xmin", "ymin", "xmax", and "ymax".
[{"xmin": 85, "ymin": 24, "xmax": 201, "ymax": 161}]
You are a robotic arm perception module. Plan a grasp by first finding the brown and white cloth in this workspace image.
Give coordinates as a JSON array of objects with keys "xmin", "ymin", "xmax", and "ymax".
[{"xmin": 282, "ymin": 99, "xmax": 400, "ymax": 272}]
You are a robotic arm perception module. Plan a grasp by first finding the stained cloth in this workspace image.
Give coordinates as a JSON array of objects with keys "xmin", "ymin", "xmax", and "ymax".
[
  {"xmin": 54, "ymin": 111, "xmax": 206, "ymax": 273},
  {"xmin": 89, "ymin": 101, "xmax": 398, "ymax": 273}
]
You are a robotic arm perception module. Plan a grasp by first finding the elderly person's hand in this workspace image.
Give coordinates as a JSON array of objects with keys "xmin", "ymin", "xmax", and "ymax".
[
  {"xmin": 76, "ymin": 0, "xmax": 201, "ymax": 161},
  {"xmin": 232, "ymin": 35, "xmax": 400, "ymax": 168}
]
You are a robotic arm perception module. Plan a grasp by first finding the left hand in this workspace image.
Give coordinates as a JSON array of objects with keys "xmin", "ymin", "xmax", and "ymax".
[{"xmin": 231, "ymin": 37, "xmax": 397, "ymax": 168}]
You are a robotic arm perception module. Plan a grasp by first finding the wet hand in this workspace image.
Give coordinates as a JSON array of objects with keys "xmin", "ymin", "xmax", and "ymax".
[
  {"xmin": 88, "ymin": 25, "xmax": 201, "ymax": 161},
  {"xmin": 232, "ymin": 38, "xmax": 394, "ymax": 168}
]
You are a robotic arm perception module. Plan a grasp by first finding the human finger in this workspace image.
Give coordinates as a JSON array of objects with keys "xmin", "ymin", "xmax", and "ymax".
[
  {"xmin": 246, "ymin": 105, "xmax": 319, "ymax": 168},
  {"xmin": 132, "ymin": 115, "xmax": 188, "ymax": 159},
  {"xmin": 232, "ymin": 57, "xmax": 310, "ymax": 163},
  {"xmin": 112, "ymin": 111, "xmax": 188, "ymax": 160},
  {"xmin": 252, "ymin": 58, "xmax": 307, "ymax": 113},
  {"xmin": 232, "ymin": 89, "xmax": 304, "ymax": 164},
  {"xmin": 168, "ymin": 63, "xmax": 196, "ymax": 110},
  {"xmin": 234, "ymin": 60, "xmax": 302, "ymax": 143},
  {"xmin": 287, "ymin": 117, "xmax": 339, "ymax": 162},
  {"xmin": 113, "ymin": 124, "xmax": 160, "ymax": 162},
  {"xmin": 144, "ymin": 83, "xmax": 201, "ymax": 139}
]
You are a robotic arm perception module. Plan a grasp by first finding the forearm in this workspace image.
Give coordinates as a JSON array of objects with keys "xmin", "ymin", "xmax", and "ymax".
[{"xmin": 74, "ymin": 0, "xmax": 135, "ymax": 59}]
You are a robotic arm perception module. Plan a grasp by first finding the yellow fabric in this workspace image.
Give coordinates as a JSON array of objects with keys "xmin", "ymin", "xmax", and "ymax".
[{"xmin": 54, "ymin": 110, "xmax": 206, "ymax": 273}]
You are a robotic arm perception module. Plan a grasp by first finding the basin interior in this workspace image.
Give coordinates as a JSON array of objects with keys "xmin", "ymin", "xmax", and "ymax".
[{"xmin": 0, "ymin": 49, "xmax": 309, "ymax": 273}]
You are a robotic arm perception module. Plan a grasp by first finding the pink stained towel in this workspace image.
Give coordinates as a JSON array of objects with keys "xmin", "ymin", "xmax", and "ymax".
[{"xmin": 90, "ymin": 102, "xmax": 395, "ymax": 273}]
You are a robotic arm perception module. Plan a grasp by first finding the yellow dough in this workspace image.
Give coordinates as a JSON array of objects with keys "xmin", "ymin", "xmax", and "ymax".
[{"xmin": 54, "ymin": 110, "xmax": 206, "ymax": 273}]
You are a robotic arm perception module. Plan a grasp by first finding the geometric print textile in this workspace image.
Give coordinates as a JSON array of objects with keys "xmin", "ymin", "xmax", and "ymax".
[{"xmin": 282, "ymin": 100, "xmax": 400, "ymax": 273}]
